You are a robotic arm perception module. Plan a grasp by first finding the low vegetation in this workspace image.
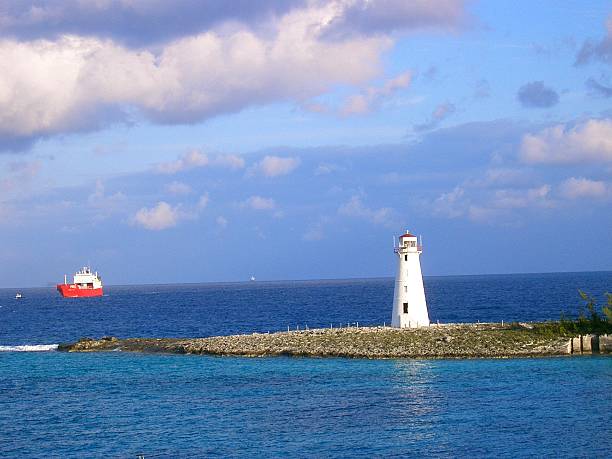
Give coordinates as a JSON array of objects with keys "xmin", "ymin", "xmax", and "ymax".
[{"xmin": 513, "ymin": 291, "xmax": 612, "ymax": 338}]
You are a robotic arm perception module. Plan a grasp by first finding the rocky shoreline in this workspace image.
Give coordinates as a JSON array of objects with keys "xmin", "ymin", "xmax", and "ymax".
[{"xmin": 57, "ymin": 322, "xmax": 612, "ymax": 359}]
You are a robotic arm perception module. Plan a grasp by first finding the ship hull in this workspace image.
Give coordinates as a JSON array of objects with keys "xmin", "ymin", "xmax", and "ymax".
[{"xmin": 56, "ymin": 284, "xmax": 103, "ymax": 298}]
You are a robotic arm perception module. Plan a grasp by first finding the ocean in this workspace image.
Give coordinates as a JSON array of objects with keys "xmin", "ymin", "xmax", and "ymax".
[{"xmin": 1, "ymin": 272, "xmax": 611, "ymax": 457}]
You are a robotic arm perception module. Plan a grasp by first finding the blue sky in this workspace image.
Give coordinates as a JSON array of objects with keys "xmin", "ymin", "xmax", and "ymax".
[{"xmin": 0, "ymin": 0, "xmax": 611, "ymax": 287}]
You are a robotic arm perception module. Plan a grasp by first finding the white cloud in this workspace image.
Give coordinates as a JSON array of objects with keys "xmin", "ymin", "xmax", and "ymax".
[
  {"xmin": 559, "ymin": 177, "xmax": 608, "ymax": 199},
  {"xmin": 157, "ymin": 150, "xmax": 209, "ymax": 174},
  {"xmin": 340, "ymin": 71, "xmax": 412, "ymax": 115},
  {"xmin": 243, "ymin": 195, "xmax": 276, "ymax": 210},
  {"xmin": 165, "ymin": 181, "xmax": 192, "ymax": 195},
  {"xmin": 157, "ymin": 151, "xmax": 246, "ymax": 174},
  {"xmin": 520, "ymin": 119, "xmax": 612, "ymax": 164},
  {"xmin": 414, "ymin": 102, "xmax": 456, "ymax": 131},
  {"xmin": 212, "ymin": 154, "xmax": 245, "ymax": 169},
  {"xmin": 87, "ymin": 179, "xmax": 125, "ymax": 215},
  {"xmin": 432, "ymin": 184, "xmax": 553, "ymax": 223},
  {"xmin": 492, "ymin": 185, "xmax": 551, "ymax": 209},
  {"xmin": 477, "ymin": 168, "xmax": 532, "ymax": 188},
  {"xmin": 132, "ymin": 201, "xmax": 181, "ymax": 230},
  {"xmin": 132, "ymin": 192, "xmax": 209, "ymax": 230},
  {"xmin": 0, "ymin": 2, "xmax": 394, "ymax": 148},
  {"xmin": 338, "ymin": 195, "xmax": 393, "ymax": 226},
  {"xmin": 250, "ymin": 156, "xmax": 300, "ymax": 178},
  {"xmin": 432, "ymin": 186, "xmax": 466, "ymax": 218}
]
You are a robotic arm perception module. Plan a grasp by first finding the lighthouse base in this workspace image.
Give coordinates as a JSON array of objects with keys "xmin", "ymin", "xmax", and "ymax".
[{"xmin": 391, "ymin": 316, "xmax": 430, "ymax": 328}]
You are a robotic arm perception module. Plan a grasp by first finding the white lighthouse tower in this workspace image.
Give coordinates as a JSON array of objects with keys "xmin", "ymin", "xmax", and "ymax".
[{"xmin": 392, "ymin": 230, "xmax": 430, "ymax": 328}]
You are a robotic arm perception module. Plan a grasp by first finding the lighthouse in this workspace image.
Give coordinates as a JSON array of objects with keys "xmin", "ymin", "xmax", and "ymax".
[{"xmin": 392, "ymin": 230, "xmax": 430, "ymax": 328}]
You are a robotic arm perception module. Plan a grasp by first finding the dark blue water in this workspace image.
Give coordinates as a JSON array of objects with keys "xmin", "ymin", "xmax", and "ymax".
[
  {"xmin": 1, "ymin": 272, "xmax": 611, "ymax": 457},
  {"xmin": 1, "ymin": 272, "xmax": 610, "ymax": 346}
]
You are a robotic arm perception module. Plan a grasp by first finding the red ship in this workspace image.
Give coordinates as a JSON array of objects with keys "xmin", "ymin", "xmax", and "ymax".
[{"xmin": 57, "ymin": 266, "xmax": 103, "ymax": 298}]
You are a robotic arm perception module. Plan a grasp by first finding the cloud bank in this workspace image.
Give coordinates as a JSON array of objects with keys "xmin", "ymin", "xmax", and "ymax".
[
  {"xmin": 0, "ymin": 0, "xmax": 468, "ymax": 151},
  {"xmin": 559, "ymin": 177, "xmax": 607, "ymax": 199},
  {"xmin": 0, "ymin": 1, "xmax": 305, "ymax": 46},
  {"xmin": 243, "ymin": 195, "xmax": 276, "ymax": 211},
  {"xmin": 520, "ymin": 119, "xmax": 612, "ymax": 164}
]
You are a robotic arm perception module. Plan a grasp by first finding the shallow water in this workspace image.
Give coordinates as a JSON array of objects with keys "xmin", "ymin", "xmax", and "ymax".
[{"xmin": 1, "ymin": 352, "xmax": 610, "ymax": 457}]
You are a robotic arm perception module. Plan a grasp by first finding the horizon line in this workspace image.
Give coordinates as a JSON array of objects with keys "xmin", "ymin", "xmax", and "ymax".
[{"xmin": 2, "ymin": 269, "xmax": 611, "ymax": 290}]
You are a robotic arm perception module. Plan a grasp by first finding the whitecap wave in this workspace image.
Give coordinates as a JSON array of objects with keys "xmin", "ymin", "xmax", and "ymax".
[{"xmin": 0, "ymin": 344, "xmax": 59, "ymax": 352}]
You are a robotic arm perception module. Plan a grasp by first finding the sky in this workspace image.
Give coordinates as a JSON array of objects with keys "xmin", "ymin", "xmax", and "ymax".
[{"xmin": 0, "ymin": 0, "xmax": 611, "ymax": 287}]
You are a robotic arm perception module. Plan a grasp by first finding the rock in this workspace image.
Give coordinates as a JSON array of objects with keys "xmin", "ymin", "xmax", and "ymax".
[
  {"xmin": 600, "ymin": 334, "xmax": 612, "ymax": 353},
  {"xmin": 58, "ymin": 323, "xmax": 588, "ymax": 359}
]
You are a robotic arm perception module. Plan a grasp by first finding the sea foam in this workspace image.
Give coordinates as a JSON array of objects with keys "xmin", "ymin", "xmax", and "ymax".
[{"xmin": 0, "ymin": 344, "xmax": 58, "ymax": 352}]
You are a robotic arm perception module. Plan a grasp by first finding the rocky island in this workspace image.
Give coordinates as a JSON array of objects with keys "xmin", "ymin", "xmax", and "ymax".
[{"xmin": 58, "ymin": 322, "xmax": 611, "ymax": 359}]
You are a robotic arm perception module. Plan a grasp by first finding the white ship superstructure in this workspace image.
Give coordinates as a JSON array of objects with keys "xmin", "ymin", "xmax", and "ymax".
[{"xmin": 57, "ymin": 266, "xmax": 103, "ymax": 298}]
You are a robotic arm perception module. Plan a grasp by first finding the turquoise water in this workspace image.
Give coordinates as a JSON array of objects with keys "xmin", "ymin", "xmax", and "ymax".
[{"xmin": 1, "ymin": 352, "xmax": 610, "ymax": 457}]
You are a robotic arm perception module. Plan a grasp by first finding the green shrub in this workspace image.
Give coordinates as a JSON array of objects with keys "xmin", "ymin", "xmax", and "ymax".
[
  {"xmin": 603, "ymin": 293, "xmax": 612, "ymax": 323},
  {"xmin": 559, "ymin": 291, "xmax": 612, "ymax": 335}
]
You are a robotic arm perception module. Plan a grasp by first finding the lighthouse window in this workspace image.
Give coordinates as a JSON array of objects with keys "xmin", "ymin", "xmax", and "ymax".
[
  {"xmin": 404, "ymin": 286, "xmax": 407, "ymax": 293},
  {"xmin": 403, "ymin": 303, "xmax": 409, "ymax": 313},
  {"xmin": 404, "ymin": 255, "xmax": 407, "ymax": 261}
]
